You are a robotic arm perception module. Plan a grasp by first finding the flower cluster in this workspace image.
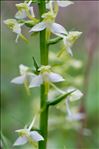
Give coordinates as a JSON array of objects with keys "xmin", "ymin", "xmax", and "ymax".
[
  {"xmin": 4, "ymin": 0, "xmax": 82, "ymax": 56},
  {"xmin": 11, "ymin": 64, "xmax": 64, "ymax": 94},
  {"xmin": 4, "ymin": 0, "xmax": 38, "ymax": 42}
]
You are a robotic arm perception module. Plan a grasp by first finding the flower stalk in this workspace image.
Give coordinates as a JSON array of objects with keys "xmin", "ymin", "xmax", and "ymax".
[{"xmin": 38, "ymin": 1, "xmax": 48, "ymax": 149}]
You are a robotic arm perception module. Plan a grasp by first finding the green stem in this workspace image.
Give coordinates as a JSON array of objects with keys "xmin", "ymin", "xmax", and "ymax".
[{"xmin": 38, "ymin": 1, "xmax": 48, "ymax": 149}]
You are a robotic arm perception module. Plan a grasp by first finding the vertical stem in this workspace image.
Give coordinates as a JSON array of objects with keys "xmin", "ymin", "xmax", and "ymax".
[{"xmin": 38, "ymin": 1, "xmax": 48, "ymax": 149}]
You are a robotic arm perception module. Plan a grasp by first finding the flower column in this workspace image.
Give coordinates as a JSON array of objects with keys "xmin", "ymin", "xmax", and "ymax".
[{"xmin": 38, "ymin": 1, "xmax": 48, "ymax": 149}]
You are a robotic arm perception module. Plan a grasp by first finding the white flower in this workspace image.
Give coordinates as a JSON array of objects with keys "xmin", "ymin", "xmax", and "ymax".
[
  {"xmin": 14, "ymin": 117, "xmax": 44, "ymax": 146},
  {"xmin": 4, "ymin": 19, "xmax": 28, "ymax": 43},
  {"xmin": 4, "ymin": 19, "xmax": 24, "ymax": 42},
  {"xmin": 29, "ymin": 65, "xmax": 64, "ymax": 88},
  {"xmin": 29, "ymin": 11, "xmax": 67, "ymax": 35},
  {"xmin": 15, "ymin": 0, "xmax": 35, "ymax": 19},
  {"xmin": 65, "ymin": 89, "xmax": 84, "ymax": 121},
  {"xmin": 11, "ymin": 64, "xmax": 36, "ymax": 85},
  {"xmin": 14, "ymin": 129, "xmax": 44, "ymax": 146},
  {"xmin": 57, "ymin": 31, "xmax": 82, "ymax": 56}
]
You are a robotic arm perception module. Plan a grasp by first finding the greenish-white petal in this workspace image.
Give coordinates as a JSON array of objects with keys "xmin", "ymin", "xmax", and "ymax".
[
  {"xmin": 11, "ymin": 76, "xmax": 25, "ymax": 84},
  {"xmin": 27, "ymin": 72, "xmax": 36, "ymax": 79},
  {"xmin": 19, "ymin": 64, "xmax": 29, "ymax": 75},
  {"xmin": 13, "ymin": 136, "xmax": 27, "ymax": 146},
  {"xmin": 15, "ymin": 10, "xmax": 27, "ymax": 19},
  {"xmin": 29, "ymin": 22, "xmax": 46, "ymax": 32},
  {"xmin": 13, "ymin": 24, "xmax": 21, "ymax": 34},
  {"xmin": 49, "ymin": 72, "xmax": 64, "ymax": 83},
  {"xmin": 15, "ymin": 129, "xmax": 26, "ymax": 133},
  {"xmin": 29, "ymin": 6, "xmax": 35, "ymax": 17},
  {"xmin": 70, "ymin": 89, "xmax": 83, "ymax": 101},
  {"xmin": 25, "ymin": 72, "xmax": 36, "ymax": 84},
  {"xmin": 57, "ymin": 0, "xmax": 74, "ymax": 7},
  {"xmin": 29, "ymin": 75, "xmax": 43, "ymax": 88},
  {"xmin": 30, "ymin": 131, "xmax": 44, "ymax": 142},
  {"xmin": 66, "ymin": 98, "xmax": 72, "ymax": 117},
  {"xmin": 50, "ymin": 23, "xmax": 67, "ymax": 35}
]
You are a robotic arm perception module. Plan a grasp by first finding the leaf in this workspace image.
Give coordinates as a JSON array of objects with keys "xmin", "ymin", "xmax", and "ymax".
[
  {"xmin": 0, "ymin": 132, "xmax": 10, "ymax": 149},
  {"xmin": 48, "ymin": 89, "xmax": 76, "ymax": 106}
]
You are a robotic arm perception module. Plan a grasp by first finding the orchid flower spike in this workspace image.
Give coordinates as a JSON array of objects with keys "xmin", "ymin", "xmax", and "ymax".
[
  {"xmin": 11, "ymin": 64, "xmax": 36, "ymax": 85},
  {"xmin": 65, "ymin": 88, "xmax": 84, "ymax": 121},
  {"xmin": 57, "ymin": 31, "xmax": 82, "ymax": 56},
  {"xmin": 29, "ymin": 65, "xmax": 64, "ymax": 91},
  {"xmin": 46, "ymin": 0, "xmax": 74, "ymax": 15},
  {"xmin": 14, "ymin": 117, "xmax": 44, "ymax": 146},
  {"xmin": 29, "ymin": 11, "xmax": 67, "ymax": 36},
  {"xmin": 15, "ymin": 0, "xmax": 35, "ymax": 20}
]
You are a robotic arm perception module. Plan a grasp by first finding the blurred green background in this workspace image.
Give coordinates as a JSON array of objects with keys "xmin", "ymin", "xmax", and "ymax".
[{"xmin": 1, "ymin": 1, "xmax": 99, "ymax": 149}]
